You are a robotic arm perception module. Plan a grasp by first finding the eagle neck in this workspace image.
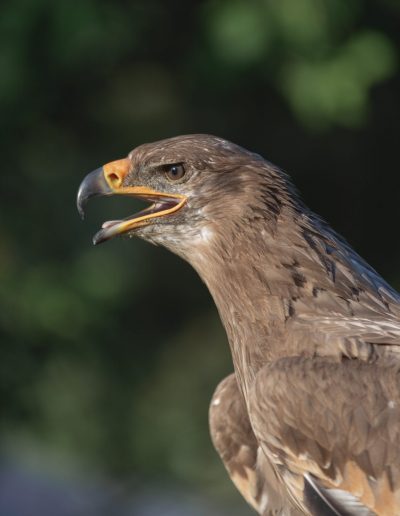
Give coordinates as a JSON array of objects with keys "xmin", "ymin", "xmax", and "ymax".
[{"xmin": 188, "ymin": 210, "xmax": 307, "ymax": 397}]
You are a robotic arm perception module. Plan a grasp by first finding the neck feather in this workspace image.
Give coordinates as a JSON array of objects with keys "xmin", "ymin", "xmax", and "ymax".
[
  {"xmin": 187, "ymin": 203, "xmax": 310, "ymax": 395},
  {"xmin": 185, "ymin": 201, "xmax": 399, "ymax": 397},
  {"xmin": 167, "ymin": 163, "xmax": 400, "ymax": 398}
]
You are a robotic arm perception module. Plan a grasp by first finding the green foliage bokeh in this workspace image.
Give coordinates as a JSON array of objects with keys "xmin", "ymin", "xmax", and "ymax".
[{"xmin": 0, "ymin": 0, "xmax": 399, "ymax": 510}]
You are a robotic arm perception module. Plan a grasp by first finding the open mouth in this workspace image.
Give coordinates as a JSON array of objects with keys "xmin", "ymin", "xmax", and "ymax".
[
  {"xmin": 76, "ymin": 160, "xmax": 186, "ymax": 245},
  {"xmin": 93, "ymin": 195, "xmax": 185, "ymax": 245}
]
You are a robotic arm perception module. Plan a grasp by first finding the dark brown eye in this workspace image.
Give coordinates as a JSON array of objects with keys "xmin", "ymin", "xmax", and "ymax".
[{"xmin": 165, "ymin": 163, "xmax": 185, "ymax": 181}]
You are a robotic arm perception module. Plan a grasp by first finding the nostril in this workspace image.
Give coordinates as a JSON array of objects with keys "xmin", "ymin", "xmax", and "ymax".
[
  {"xmin": 108, "ymin": 172, "xmax": 120, "ymax": 187},
  {"xmin": 103, "ymin": 159, "xmax": 130, "ymax": 189}
]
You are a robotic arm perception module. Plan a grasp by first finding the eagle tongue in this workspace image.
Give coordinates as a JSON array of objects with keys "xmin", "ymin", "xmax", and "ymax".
[{"xmin": 102, "ymin": 220, "xmax": 121, "ymax": 229}]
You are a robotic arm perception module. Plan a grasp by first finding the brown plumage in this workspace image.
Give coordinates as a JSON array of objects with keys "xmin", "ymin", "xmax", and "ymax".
[
  {"xmin": 77, "ymin": 134, "xmax": 400, "ymax": 515},
  {"xmin": 210, "ymin": 374, "xmax": 303, "ymax": 515}
]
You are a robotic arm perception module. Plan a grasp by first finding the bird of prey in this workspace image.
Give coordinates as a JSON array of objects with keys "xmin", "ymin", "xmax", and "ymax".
[{"xmin": 77, "ymin": 135, "xmax": 400, "ymax": 515}]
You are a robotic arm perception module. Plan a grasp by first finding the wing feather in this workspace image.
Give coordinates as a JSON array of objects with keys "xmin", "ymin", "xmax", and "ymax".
[
  {"xmin": 210, "ymin": 373, "xmax": 302, "ymax": 515},
  {"xmin": 248, "ymin": 357, "xmax": 400, "ymax": 515}
]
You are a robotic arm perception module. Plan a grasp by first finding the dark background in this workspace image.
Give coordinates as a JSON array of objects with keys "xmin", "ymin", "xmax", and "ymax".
[{"xmin": 0, "ymin": 1, "xmax": 399, "ymax": 514}]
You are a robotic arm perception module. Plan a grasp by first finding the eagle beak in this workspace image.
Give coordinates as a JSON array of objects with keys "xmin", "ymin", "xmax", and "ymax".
[
  {"xmin": 77, "ymin": 158, "xmax": 187, "ymax": 245},
  {"xmin": 76, "ymin": 159, "xmax": 131, "ymax": 219}
]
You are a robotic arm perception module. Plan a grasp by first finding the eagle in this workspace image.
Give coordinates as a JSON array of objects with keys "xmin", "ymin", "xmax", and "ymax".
[{"xmin": 77, "ymin": 135, "xmax": 400, "ymax": 515}]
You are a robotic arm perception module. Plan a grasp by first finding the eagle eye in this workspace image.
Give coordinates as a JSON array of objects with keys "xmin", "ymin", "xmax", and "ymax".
[{"xmin": 164, "ymin": 163, "xmax": 186, "ymax": 181}]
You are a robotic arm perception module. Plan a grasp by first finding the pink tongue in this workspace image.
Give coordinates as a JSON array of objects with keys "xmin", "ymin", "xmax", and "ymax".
[{"xmin": 102, "ymin": 220, "xmax": 120, "ymax": 229}]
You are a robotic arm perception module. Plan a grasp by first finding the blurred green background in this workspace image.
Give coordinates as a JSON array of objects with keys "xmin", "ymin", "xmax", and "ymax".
[{"xmin": 0, "ymin": 0, "xmax": 399, "ymax": 514}]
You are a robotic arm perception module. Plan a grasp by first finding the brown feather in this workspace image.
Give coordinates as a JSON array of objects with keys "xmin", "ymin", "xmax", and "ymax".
[
  {"xmin": 209, "ymin": 374, "xmax": 302, "ymax": 515},
  {"xmin": 82, "ymin": 135, "xmax": 400, "ymax": 514},
  {"xmin": 249, "ymin": 357, "xmax": 400, "ymax": 514}
]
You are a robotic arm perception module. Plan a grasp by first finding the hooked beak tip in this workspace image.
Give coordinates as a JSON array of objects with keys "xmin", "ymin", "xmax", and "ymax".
[
  {"xmin": 92, "ymin": 231, "xmax": 104, "ymax": 246},
  {"xmin": 77, "ymin": 198, "xmax": 86, "ymax": 220},
  {"xmin": 76, "ymin": 167, "xmax": 113, "ymax": 220}
]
